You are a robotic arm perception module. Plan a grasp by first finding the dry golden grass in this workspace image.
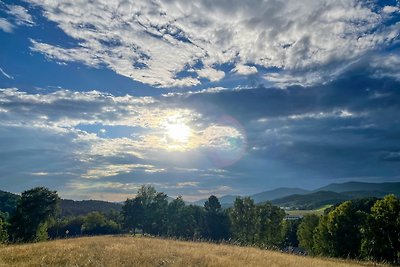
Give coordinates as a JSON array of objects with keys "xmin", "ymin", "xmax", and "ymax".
[{"xmin": 0, "ymin": 236, "xmax": 383, "ymax": 267}]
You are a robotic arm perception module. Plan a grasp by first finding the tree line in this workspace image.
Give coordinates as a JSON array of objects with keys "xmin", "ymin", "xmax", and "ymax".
[{"xmin": 0, "ymin": 185, "xmax": 398, "ymax": 264}]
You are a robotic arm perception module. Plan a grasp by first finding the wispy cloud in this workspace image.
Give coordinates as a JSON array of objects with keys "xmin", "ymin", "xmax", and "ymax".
[
  {"xmin": 0, "ymin": 18, "xmax": 14, "ymax": 33},
  {"xmin": 5, "ymin": 4, "xmax": 34, "ymax": 26},
  {"xmin": 0, "ymin": 67, "xmax": 14, "ymax": 79}
]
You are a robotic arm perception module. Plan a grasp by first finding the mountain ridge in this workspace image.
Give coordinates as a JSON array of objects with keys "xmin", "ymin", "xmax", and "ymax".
[{"xmin": 1, "ymin": 181, "xmax": 399, "ymax": 214}]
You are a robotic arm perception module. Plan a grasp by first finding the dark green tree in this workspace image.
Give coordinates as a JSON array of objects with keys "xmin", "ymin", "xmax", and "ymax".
[
  {"xmin": 312, "ymin": 214, "xmax": 333, "ymax": 256},
  {"xmin": 0, "ymin": 217, "xmax": 8, "ymax": 243},
  {"xmin": 313, "ymin": 199, "xmax": 375, "ymax": 258},
  {"xmin": 361, "ymin": 195, "xmax": 400, "ymax": 264},
  {"xmin": 148, "ymin": 192, "xmax": 168, "ymax": 235},
  {"xmin": 281, "ymin": 219, "xmax": 301, "ymax": 248},
  {"xmin": 81, "ymin": 211, "xmax": 119, "ymax": 235},
  {"xmin": 48, "ymin": 216, "xmax": 85, "ymax": 238},
  {"xmin": 10, "ymin": 187, "xmax": 60, "ymax": 242},
  {"xmin": 257, "ymin": 202, "xmax": 285, "ymax": 247},
  {"xmin": 204, "ymin": 196, "xmax": 230, "ymax": 240},
  {"xmin": 122, "ymin": 196, "xmax": 144, "ymax": 234},
  {"xmin": 137, "ymin": 185, "xmax": 157, "ymax": 234},
  {"xmin": 229, "ymin": 197, "xmax": 258, "ymax": 244},
  {"xmin": 297, "ymin": 214, "xmax": 319, "ymax": 253},
  {"xmin": 184, "ymin": 205, "xmax": 206, "ymax": 239},
  {"xmin": 204, "ymin": 195, "xmax": 221, "ymax": 213},
  {"xmin": 166, "ymin": 196, "xmax": 186, "ymax": 237}
]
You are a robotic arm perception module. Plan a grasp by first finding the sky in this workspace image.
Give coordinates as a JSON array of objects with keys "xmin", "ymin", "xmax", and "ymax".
[{"xmin": 0, "ymin": 0, "xmax": 400, "ymax": 202}]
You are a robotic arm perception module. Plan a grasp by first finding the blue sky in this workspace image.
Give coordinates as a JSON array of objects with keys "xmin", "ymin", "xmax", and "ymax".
[{"xmin": 0, "ymin": 0, "xmax": 400, "ymax": 201}]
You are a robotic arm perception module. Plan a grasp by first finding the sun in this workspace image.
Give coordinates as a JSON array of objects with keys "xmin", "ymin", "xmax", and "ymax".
[{"xmin": 166, "ymin": 123, "xmax": 191, "ymax": 143}]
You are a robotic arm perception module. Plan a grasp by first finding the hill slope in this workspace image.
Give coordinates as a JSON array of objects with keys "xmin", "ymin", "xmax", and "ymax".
[
  {"xmin": 251, "ymin": 187, "xmax": 310, "ymax": 203},
  {"xmin": 0, "ymin": 189, "xmax": 123, "ymax": 218},
  {"xmin": 0, "ymin": 236, "xmax": 374, "ymax": 267},
  {"xmin": 0, "ymin": 190, "xmax": 20, "ymax": 217},
  {"xmin": 60, "ymin": 199, "xmax": 122, "ymax": 217},
  {"xmin": 271, "ymin": 191, "xmax": 350, "ymax": 209},
  {"xmin": 315, "ymin": 182, "xmax": 400, "ymax": 195},
  {"xmin": 193, "ymin": 188, "xmax": 309, "ymax": 207}
]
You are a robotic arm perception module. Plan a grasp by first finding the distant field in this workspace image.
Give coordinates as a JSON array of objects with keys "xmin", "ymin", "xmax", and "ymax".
[
  {"xmin": 0, "ymin": 236, "xmax": 383, "ymax": 267},
  {"xmin": 285, "ymin": 205, "xmax": 332, "ymax": 217}
]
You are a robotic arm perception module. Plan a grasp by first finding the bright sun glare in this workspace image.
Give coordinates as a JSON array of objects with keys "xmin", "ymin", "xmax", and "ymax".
[{"xmin": 166, "ymin": 123, "xmax": 191, "ymax": 143}]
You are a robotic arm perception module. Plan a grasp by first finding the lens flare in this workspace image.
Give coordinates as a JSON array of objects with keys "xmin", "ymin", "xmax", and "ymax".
[{"xmin": 205, "ymin": 115, "xmax": 247, "ymax": 167}]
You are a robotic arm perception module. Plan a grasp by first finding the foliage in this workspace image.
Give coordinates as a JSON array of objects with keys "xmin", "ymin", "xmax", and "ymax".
[
  {"xmin": 281, "ymin": 219, "xmax": 300, "ymax": 248},
  {"xmin": 147, "ymin": 192, "xmax": 169, "ymax": 235},
  {"xmin": 48, "ymin": 216, "xmax": 85, "ymax": 238},
  {"xmin": 35, "ymin": 222, "xmax": 49, "ymax": 242},
  {"xmin": 166, "ymin": 196, "xmax": 187, "ymax": 237},
  {"xmin": 81, "ymin": 212, "xmax": 120, "ymax": 235},
  {"xmin": 229, "ymin": 198, "xmax": 285, "ymax": 247},
  {"xmin": 272, "ymin": 191, "xmax": 350, "ymax": 210},
  {"xmin": 204, "ymin": 195, "xmax": 230, "ymax": 240},
  {"xmin": 10, "ymin": 187, "xmax": 60, "ymax": 242},
  {"xmin": 60, "ymin": 199, "xmax": 122, "ymax": 217},
  {"xmin": 0, "ymin": 190, "xmax": 20, "ymax": 217},
  {"xmin": 229, "ymin": 197, "xmax": 259, "ymax": 244},
  {"xmin": 257, "ymin": 202, "xmax": 286, "ymax": 247},
  {"xmin": 122, "ymin": 196, "xmax": 144, "ymax": 233},
  {"xmin": 361, "ymin": 194, "xmax": 400, "ymax": 264},
  {"xmin": 297, "ymin": 214, "xmax": 319, "ymax": 253},
  {"xmin": 312, "ymin": 199, "xmax": 373, "ymax": 258},
  {"xmin": 0, "ymin": 218, "xmax": 9, "ymax": 243}
]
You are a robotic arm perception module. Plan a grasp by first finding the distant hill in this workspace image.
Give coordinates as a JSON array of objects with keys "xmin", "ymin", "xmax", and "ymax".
[
  {"xmin": 193, "ymin": 195, "xmax": 239, "ymax": 207},
  {"xmin": 0, "ymin": 189, "xmax": 123, "ymax": 218},
  {"xmin": 0, "ymin": 190, "xmax": 20, "ymax": 217},
  {"xmin": 193, "ymin": 188, "xmax": 309, "ymax": 207},
  {"xmin": 60, "ymin": 199, "xmax": 122, "ymax": 217},
  {"xmin": 315, "ymin": 182, "xmax": 400, "ymax": 195},
  {"xmin": 271, "ymin": 191, "xmax": 350, "ymax": 210},
  {"xmin": 251, "ymin": 187, "xmax": 310, "ymax": 203},
  {"xmin": 2, "ymin": 181, "xmax": 399, "ymax": 215},
  {"xmin": 269, "ymin": 182, "xmax": 400, "ymax": 210},
  {"xmin": 341, "ymin": 190, "xmax": 391, "ymax": 199}
]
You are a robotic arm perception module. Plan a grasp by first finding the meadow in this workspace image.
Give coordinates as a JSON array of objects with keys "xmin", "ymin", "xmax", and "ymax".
[{"xmin": 0, "ymin": 236, "xmax": 384, "ymax": 267}]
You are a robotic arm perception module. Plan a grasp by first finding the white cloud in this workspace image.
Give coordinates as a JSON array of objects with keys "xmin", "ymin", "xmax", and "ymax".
[
  {"xmin": 197, "ymin": 67, "xmax": 225, "ymax": 82},
  {"xmin": 6, "ymin": 4, "xmax": 34, "ymax": 26},
  {"xmin": 82, "ymin": 164, "xmax": 164, "ymax": 179},
  {"xmin": 231, "ymin": 64, "xmax": 258, "ymax": 75},
  {"xmin": 382, "ymin": 5, "xmax": 400, "ymax": 14},
  {"xmin": 198, "ymin": 185, "xmax": 234, "ymax": 196},
  {"xmin": 0, "ymin": 67, "xmax": 14, "ymax": 79},
  {"xmin": 0, "ymin": 18, "xmax": 14, "ymax": 33},
  {"xmin": 370, "ymin": 53, "xmax": 400, "ymax": 81},
  {"xmin": 25, "ymin": 0, "xmax": 398, "ymax": 87}
]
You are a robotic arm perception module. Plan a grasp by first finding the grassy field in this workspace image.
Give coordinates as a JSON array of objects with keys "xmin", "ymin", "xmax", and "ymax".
[
  {"xmin": 0, "ymin": 235, "xmax": 384, "ymax": 267},
  {"xmin": 285, "ymin": 205, "xmax": 333, "ymax": 217}
]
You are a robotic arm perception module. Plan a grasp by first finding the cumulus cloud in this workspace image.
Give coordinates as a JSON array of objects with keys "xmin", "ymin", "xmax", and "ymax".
[
  {"xmin": 231, "ymin": 65, "xmax": 258, "ymax": 75},
  {"xmin": 24, "ymin": 0, "xmax": 399, "ymax": 87}
]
